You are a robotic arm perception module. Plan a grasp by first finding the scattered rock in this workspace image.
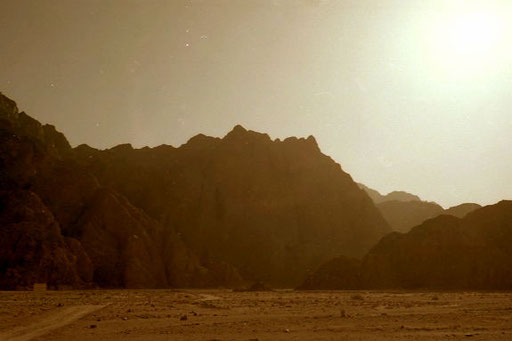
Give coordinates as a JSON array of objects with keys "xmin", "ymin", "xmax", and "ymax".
[
  {"xmin": 351, "ymin": 294, "xmax": 364, "ymax": 301},
  {"xmin": 235, "ymin": 281, "xmax": 272, "ymax": 292}
]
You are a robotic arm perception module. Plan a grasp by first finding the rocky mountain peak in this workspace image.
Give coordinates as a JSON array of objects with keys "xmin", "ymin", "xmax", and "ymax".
[
  {"xmin": 223, "ymin": 124, "xmax": 271, "ymax": 143},
  {"xmin": 183, "ymin": 133, "xmax": 221, "ymax": 149},
  {"xmin": 229, "ymin": 124, "xmax": 247, "ymax": 135},
  {"xmin": 0, "ymin": 92, "xmax": 19, "ymax": 118}
]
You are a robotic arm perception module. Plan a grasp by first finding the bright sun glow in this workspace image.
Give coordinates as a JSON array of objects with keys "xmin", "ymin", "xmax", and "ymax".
[
  {"xmin": 424, "ymin": 7, "xmax": 511, "ymax": 78},
  {"xmin": 446, "ymin": 13, "xmax": 501, "ymax": 57}
]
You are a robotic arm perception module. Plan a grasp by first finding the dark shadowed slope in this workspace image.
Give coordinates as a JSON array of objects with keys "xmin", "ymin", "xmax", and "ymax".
[
  {"xmin": 376, "ymin": 200, "xmax": 444, "ymax": 233},
  {"xmin": 443, "ymin": 203, "xmax": 481, "ymax": 218},
  {"xmin": 301, "ymin": 200, "xmax": 512, "ymax": 290},
  {"xmin": 0, "ymin": 190, "xmax": 93, "ymax": 290}
]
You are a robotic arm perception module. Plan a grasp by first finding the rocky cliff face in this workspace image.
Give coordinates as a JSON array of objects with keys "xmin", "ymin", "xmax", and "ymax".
[
  {"xmin": 301, "ymin": 201, "xmax": 512, "ymax": 290},
  {"xmin": 74, "ymin": 125, "xmax": 391, "ymax": 287},
  {"xmin": 0, "ymin": 189, "xmax": 93, "ymax": 290},
  {"xmin": 0, "ymin": 92, "xmax": 240, "ymax": 289}
]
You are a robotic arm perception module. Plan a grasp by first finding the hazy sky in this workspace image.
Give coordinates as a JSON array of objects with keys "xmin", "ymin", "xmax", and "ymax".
[{"xmin": 1, "ymin": 0, "xmax": 511, "ymax": 208}]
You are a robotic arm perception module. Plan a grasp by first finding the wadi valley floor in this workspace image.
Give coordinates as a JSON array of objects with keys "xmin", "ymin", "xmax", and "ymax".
[{"xmin": 0, "ymin": 290, "xmax": 511, "ymax": 341}]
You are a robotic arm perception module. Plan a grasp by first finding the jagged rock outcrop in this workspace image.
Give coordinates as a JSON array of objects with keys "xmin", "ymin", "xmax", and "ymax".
[
  {"xmin": 376, "ymin": 200, "xmax": 444, "ymax": 233},
  {"xmin": 0, "ymin": 92, "xmax": 241, "ymax": 289},
  {"xmin": 443, "ymin": 203, "xmax": 481, "ymax": 218},
  {"xmin": 74, "ymin": 126, "xmax": 391, "ymax": 287},
  {"xmin": 0, "ymin": 190, "xmax": 93, "ymax": 289},
  {"xmin": 300, "ymin": 201, "xmax": 512, "ymax": 290}
]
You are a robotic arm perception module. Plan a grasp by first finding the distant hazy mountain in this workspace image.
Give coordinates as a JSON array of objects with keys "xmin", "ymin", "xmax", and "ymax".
[
  {"xmin": 357, "ymin": 184, "xmax": 420, "ymax": 203},
  {"xmin": 301, "ymin": 200, "xmax": 512, "ymax": 290},
  {"xmin": 359, "ymin": 184, "xmax": 480, "ymax": 232},
  {"xmin": 444, "ymin": 203, "xmax": 482, "ymax": 218},
  {"xmin": 384, "ymin": 191, "xmax": 421, "ymax": 202},
  {"xmin": 376, "ymin": 200, "xmax": 445, "ymax": 233},
  {"xmin": 0, "ymin": 92, "xmax": 390, "ymax": 289}
]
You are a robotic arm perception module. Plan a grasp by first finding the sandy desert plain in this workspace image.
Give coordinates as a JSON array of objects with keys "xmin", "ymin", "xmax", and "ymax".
[{"xmin": 0, "ymin": 289, "xmax": 511, "ymax": 341}]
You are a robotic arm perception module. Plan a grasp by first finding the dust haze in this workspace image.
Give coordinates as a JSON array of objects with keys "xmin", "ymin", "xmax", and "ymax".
[{"xmin": 1, "ymin": 0, "xmax": 512, "ymax": 340}]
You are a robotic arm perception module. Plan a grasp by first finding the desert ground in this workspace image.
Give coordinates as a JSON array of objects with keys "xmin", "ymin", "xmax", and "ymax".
[{"xmin": 0, "ymin": 289, "xmax": 511, "ymax": 341}]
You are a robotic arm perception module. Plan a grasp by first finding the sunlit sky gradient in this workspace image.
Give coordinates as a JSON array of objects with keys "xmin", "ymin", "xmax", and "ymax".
[{"xmin": 1, "ymin": 0, "xmax": 511, "ymax": 208}]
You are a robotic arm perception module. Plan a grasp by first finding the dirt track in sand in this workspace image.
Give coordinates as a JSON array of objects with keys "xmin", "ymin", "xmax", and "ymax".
[
  {"xmin": 0, "ymin": 290, "xmax": 511, "ymax": 340},
  {"xmin": 0, "ymin": 305, "xmax": 106, "ymax": 341}
]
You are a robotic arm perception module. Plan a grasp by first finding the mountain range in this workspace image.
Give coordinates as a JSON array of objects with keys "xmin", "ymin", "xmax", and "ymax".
[
  {"xmin": 359, "ymin": 184, "xmax": 481, "ymax": 232},
  {"xmin": 0, "ymin": 92, "xmax": 390, "ymax": 289},
  {"xmin": 1, "ymin": 91, "xmax": 509, "ymax": 291},
  {"xmin": 300, "ymin": 200, "xmax": 512, "ymax": 290}
]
